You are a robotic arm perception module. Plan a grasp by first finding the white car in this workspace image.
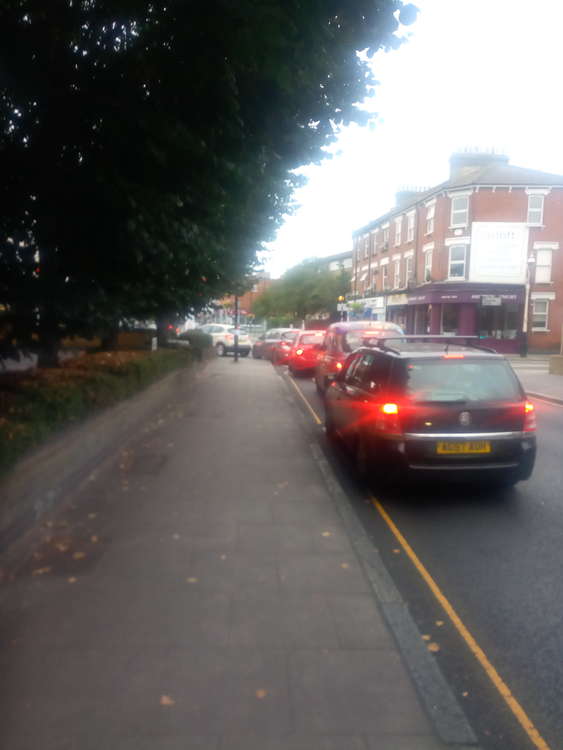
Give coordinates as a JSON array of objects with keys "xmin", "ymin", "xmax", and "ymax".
[{"xmin": 198, "ymin": 324, "xmax": 252, "ymax": 357}]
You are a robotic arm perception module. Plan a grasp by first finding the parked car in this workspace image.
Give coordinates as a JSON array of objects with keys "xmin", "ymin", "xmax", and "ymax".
[
  {"xmin": 252, "ymin": 328, "xmax": 296, "ymax": 360},
  {"xmin": 197, "ymin": 323, "xmax": 251, "ymax": 357},
  {"xmin": 324, "ymin": 335, "xmax": 537, "ymax": 487},
  {"xmin": 315, "ymin": 320, "xmax": 404, "ymax": 395},
  {"xmin": 271, "ymin": 330, "xmax": 300, "ymax": 365},
  {"xmin": 287, "ymin": 329, "xmax": 326, "ymax": 376}
]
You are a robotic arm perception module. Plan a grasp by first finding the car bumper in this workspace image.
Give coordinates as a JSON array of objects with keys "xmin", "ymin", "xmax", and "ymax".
[{"xmin": 375, "ymin": 431, "xmax": 537, "ymax": 481}]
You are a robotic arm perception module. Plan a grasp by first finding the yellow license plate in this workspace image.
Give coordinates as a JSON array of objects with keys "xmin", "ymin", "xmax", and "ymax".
[{"xmin": 436, "ymin": 441, "xmax": 491, "ymax": 454}]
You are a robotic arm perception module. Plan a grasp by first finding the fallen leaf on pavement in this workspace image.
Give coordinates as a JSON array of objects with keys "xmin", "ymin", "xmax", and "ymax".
[
  {"xmin": 72, "ymin": 551, "xmax": 86, "ymax": 560},
  {"xmin": 172, "ymin": 533, "xmax": 180, "ymax": 540},
  {"xmin": 340, "ymin": 562, "xmax": 350, "ymax": 569},
  {"xmin": 427, "ymin": 642, "xmax": 441, "ymax": 652},
  {"xmin": 186, "ymin": 577, "xmax": 198, "ymax": 584},
  {"xmin": 67, "ymin": 577, "xmax": 78, "ymax": 584},
  {"xmin": 90, "ymin": 535, "xmax": 99, "ymax": 544},
  {"xmin": 55, "ymin": 543, "xmax": 70, "ymax": 553},
  {"xmin": 160, "ymin": 695, "xmax": 175, "ymax": 706},
  {"xmin": 220, "ymin": 554, "xmax": 227, "ymax": 560},
  {"xmin": 392, "ymin": 548, "xmax": 401, "ymax": 554},
  {"xmin": 462, "ymin": 691, "xmax": 469, "ymax": 697},
  {"xmin": 88, "ymin": 513, "xmax": 97, "ymax": 519},
  {"xmin": 436, "ymin": 620, "xmax": 445, "ymax": 627},
  {"xmin": 421, "ymin": 634, "xmax": 431, "ymax": 641},
  {"xmin": 255, "ymin": 689, "xmax": 268, "ymax": 699},
  {"xmin": 276, "ymin": 481, "xmax": 288, "ymax": 489},
  {"xmin": 32, "ymin": 567, "xmax": 51, "ymax": 576},
  {"xmin": 321, "ymin": 531, "xmax": 332, "ymax": 537}
]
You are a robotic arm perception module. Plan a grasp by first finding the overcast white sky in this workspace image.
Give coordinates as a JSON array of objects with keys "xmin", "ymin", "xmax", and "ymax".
[{"xmin": 262, "ymin": 0, "xmax": 563, "ymax": 278}]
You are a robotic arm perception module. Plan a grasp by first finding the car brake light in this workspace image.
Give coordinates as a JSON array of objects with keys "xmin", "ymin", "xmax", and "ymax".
[
  {"xmin": 335, "ymin": 361, "xmax": 343, "ymax": 370},
  {"xmin": 443, "ymin": 353, "xmax": 465, "ymax": 359},
  {"xmin": 378, "ymin": 402, "xmax": 402, "ymax": 435},
  {"xmin": 524, "ymin": 401, "xmax": 536, "ymax": 432},
  {"xmin": 295, "ymin": 348, "xmax": 304, "ymax": 356}
]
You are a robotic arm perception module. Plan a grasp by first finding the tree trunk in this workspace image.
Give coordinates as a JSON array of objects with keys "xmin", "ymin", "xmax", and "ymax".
[
  {"xmin": 156, "ymin": 315, "xmax": 169, "ymax": 348},
  {"xmin": 101, "ymin": 322, "xmax": 120, "ymax": 351},
  {"xmin": 37, "ymin": 327, "xmax": 60, "ymax": 368}
]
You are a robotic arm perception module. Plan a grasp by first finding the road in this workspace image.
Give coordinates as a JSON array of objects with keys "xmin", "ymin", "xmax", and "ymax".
[{"xmin": 284, "ymin": 368, "xmax": 563, "ymax": 750}]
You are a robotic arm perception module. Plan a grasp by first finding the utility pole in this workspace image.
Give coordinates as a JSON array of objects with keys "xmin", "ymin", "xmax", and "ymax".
[{"xmin": 233, "ymin": 294, "xmax": 240, "ymax": 363}]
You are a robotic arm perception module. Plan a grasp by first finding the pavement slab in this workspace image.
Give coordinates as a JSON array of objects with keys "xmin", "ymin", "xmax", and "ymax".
[{"xmin": 0, "ymin": 357, "xmax": 461, "ymax": 749}]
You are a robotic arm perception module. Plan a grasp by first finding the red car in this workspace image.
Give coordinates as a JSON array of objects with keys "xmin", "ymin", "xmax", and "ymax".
[
  {"xmin": 271, "ymin": 330, "xmax": 299, "ymax": 365},
  {"xmin": 287, "ymin": 330, "xmax": 325, "ymax": 376}
]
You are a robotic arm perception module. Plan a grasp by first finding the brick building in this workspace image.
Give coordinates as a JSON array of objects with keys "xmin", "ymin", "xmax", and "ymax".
[{"xmin": 351, "ymin": 152, "xmax": 563, "ymax": 353}]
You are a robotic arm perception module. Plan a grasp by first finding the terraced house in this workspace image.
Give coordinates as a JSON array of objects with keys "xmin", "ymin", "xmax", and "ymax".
[{"xmin": 351, "ymin": 151, "xmax": 563, "ymax": 353}]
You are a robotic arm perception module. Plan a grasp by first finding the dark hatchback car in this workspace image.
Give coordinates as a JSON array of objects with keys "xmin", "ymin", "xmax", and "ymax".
[
  {"xmin": 252, "ymin": 328, "xmax": 296, "ymax": 360},
  {"xmin": 324, "ymin": 336, "xmax": 537, "ymax": 487}
]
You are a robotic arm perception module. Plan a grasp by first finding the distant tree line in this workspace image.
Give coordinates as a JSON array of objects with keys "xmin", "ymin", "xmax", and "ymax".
[
  {"xmin": 252, "ymin": 260, "xmax": 351, "ymax": 325},
  {"xmin": 0, "ymin": 0, "xmax": 416, "ymax": 364}
]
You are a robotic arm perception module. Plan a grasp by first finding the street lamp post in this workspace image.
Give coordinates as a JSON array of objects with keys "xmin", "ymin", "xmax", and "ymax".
[
  {"xmin": 521, "ymin": 254, "xmax": 536, "ymax": 358},
  {"xmin": 233, "ymin": 294, "xmax": 239, "ymax": 363}
]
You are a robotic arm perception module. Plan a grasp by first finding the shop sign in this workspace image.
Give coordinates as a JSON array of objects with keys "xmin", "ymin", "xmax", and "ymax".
[
  {"xmin": 469, "ymin": 222, "xmax": 529, "ymax": 284},
  {"xmin": 481, "ymin": 295, "xmax": 502, "ymax": 306},
  {"xmin": 362, "ymin": 296, "xmax": 385, "ymax": 309},
  {"xmin": 387, "ymin": 294, "xmax": 409, "ymax": 306}
]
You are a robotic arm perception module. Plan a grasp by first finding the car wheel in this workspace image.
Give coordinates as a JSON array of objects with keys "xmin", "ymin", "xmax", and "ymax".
[
  {"xmin": 240, "ymin": 351, "xmax": 249, "ymax": 357},
  {"xmin": 252, "ymin": 349, "xmax": 261, "ymax": 359},
  {"xmin": 325, "ymin": 410, "xmax": 338, "ymax": 442},
  {"xmin": 216, "ymin": 343, "xmax": 226, "ymax": 357},
  {"xmin": 315, "ymin": 378, "xmax": 324, "ymax": 396}
]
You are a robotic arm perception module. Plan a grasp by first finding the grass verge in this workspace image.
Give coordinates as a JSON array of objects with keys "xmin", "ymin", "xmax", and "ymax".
[{"xmin": 0, "ymin": 348, "xmax": 197, "ymax": 476}]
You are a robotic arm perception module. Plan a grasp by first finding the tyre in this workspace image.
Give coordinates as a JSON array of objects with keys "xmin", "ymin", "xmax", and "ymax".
[
  {"xmin": 240, "ymin": 351, "xmax": 250, "ymax": 358},
  {"xmin": 355, "ymin": 434, "xmax": 371, "ymax": 481},
  {"xmin": 325, "ymin": 410, "xmax": 338, "ymax": 442},
  {"xmin": 252, "ymin": 349, "xmax": 261, "ymax": 359},
  {"xmin": 315, "ymin": 377, "xmax": 324, "ymax": 396},
  {"xmin": 216, "ymin": 342, "xmax": 226, "ymax": 357}
]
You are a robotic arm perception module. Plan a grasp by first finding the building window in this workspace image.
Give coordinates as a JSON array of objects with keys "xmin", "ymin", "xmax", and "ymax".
[
  {"xmin": 405, "ymin": 255, "xmax": 414, "ymax": 282},
  {"xmin": 532, "ymin": 299, "xmax": 549, "ymax": 330},
  {"xmin": 381, "ymin": 265, "xmax": 389, "ymax": 290},
  {"xmin": 527, "ymin": 194, "xmax": 544, "ymax": 225},
  {"xmin": 450, "ymin": 195, "xmax": 469, "ymax": 227},
  {"xmin": 407, "ymin": 212, "xmax": 415, "ymax": 242},
  {"xmin": 382, "ymin": 225, "xmax": 390, "ymax": 247},
  {"xmin": 394, "ymin": 217, "xmax": 402, "ymax": 246},
  {"xmin": 371, "ymin": 232, "xmax": 378, "ymax": 256},
  {"xmin": 478, "ymin": 303, "xmax": 519, "ymax": 340},
  {"xmin": 424, "ymin": 250, "xmax": 432, "ymax": 281},
  {"xmin": 393, "ymin": 259, "xmax": 401, "ymax": 288},
  {"xmin": 425, "ymin": 203, "xmax": 435, "ymax": 234},
  {"xmin": 448, "ymin": 245, "xmax": 467, "ymax": 279},
  {"xmin": 535, "ymin": 249, "xmax": 552, "ymax": 283},
  {"xmin": 363, "ymin": 237, "xmax": 369, "ymax": 259}
]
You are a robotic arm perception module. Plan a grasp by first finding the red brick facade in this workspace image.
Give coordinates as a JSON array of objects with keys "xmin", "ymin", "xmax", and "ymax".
[{"xmin": 352, "ymin": 155, "xmax": 563, "ymax": 353}]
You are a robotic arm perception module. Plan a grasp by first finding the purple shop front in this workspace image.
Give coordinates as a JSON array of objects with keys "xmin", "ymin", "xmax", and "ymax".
[{"xmin": 405, "ymin": 284, "xmax": 526, "ymax": 353}]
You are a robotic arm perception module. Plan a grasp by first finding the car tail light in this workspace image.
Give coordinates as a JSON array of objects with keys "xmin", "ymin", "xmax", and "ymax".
[
  {"xmin": 295, "ymin": 348, "xmax": 304, "ymax": 356},
  {"xmin": 523, "ymin": 401, "xmax": 536, "ymax": 432},
  {"xmin": 377, "ymin": 403, "xmax": 402, "ymax": 435},
  {"xmin": 443, "ymin": 353, "xmax": 465, "ymax": 359},
  {"xmin": 226, "ymin": 334, "xmax": 233, "ymax": 341},
  {"xmin": 335, "ymin": 361, "xmax": 343, "ymax": 370}
]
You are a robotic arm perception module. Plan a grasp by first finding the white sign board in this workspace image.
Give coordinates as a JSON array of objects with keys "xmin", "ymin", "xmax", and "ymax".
[
  {"xmin": 469, "ymin": 222, "xmax": 529, "ymax": 283},
  {"xmin": 481, "ymin": 295, "xmax": 502, "ymax": 306}
]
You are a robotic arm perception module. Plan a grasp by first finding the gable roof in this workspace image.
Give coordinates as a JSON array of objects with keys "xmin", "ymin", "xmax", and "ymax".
[{"xmin": 354, "ymin": 162, "xmax": 563, "ymax": 237}]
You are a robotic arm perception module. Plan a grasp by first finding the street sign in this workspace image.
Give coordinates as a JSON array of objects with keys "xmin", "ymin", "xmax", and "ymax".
[
  {"xmin": 481, "ymin": 295, "xmax": 502, "ymax": 306},
  {"xmin": 337, "ymin": 303, "xmax": 349, "ymax": 312}
]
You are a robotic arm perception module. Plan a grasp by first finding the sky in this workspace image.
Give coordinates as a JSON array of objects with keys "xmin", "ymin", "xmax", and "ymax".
[{"xmin": 262, "ymin": 0, "xmax": 563, "ymax": 278}]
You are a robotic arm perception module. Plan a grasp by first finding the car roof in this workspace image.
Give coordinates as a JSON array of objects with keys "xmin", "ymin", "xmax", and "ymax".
[
  {"xmin": 353, "ymin": 343, "xmax": 506, "ymax": 360},
  {"xmin": 326, "ymin": 320, "xmax": 403, "ymax": 334}
]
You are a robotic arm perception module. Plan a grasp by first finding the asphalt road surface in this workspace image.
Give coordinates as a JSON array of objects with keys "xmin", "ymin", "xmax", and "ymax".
[{"xmin": 283, "ymin": 367, "xmax": 563, "ymax": 750}]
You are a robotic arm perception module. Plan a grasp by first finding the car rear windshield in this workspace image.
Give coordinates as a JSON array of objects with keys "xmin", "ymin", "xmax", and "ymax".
[
  {"xmin": 344, "ymin": 327, "xmax": 401, "ymax": 352},
  {"xmin": 300, "ymin": 333, "xmax": 323, "ymax": 345},
  {"xmin": 403, "ymin": 359, "xmax": 522, "ymax": 402}
]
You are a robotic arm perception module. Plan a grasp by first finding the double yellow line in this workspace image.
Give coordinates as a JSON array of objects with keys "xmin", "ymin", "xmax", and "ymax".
[{"xmin": 288, "ymin": 373, "xmax": 552, "ymax": 750}]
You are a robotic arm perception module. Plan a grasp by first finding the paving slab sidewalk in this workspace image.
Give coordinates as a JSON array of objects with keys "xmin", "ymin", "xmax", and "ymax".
[{"xmin": 0, "ymin": 357, "xmax": 476, "ymax": 749}]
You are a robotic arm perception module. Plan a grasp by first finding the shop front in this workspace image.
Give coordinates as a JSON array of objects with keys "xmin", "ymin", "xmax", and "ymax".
[
  {"xmin": 386, "ymin": 293, "xmax": 409, "ymax": 331},
  {"xmin": 406, "ymin": 283, "xmax": 525, "ymax": 353},
  {"xmin": 359, "ymin": 296, "xmax": 386, "ymax": 321}
]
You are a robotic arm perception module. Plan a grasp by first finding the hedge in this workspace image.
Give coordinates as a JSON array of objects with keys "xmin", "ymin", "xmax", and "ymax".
[{"xmin": 0, "ymin": 347, "xmax": 198, "ymax": 476}]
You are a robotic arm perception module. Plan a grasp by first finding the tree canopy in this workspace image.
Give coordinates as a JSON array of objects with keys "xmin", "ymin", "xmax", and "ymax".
[
  {"xmin": 252, "ymin": 259, "xmax": 350, "ymax": 324},
  {"xmin": 0, "ymin": 0, "xmax": 416, "ymax": 359}
]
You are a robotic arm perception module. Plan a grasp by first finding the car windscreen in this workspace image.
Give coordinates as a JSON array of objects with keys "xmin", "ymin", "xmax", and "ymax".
[
  {"xmin": 282, "ymin": 331, "xmax": 298, "ymax": 341},
  {"xmin": 300, "ymin": 333, "xmax": 323, "ymax": 345},
  {"xmin": 403, "ymin": 359, "xmax": 522, "ymax": 403}
]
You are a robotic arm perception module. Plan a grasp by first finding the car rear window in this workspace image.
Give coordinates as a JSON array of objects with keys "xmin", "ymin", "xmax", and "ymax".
[
  {"xmin": 282, "ymin": 331, "xmax": 298, "ymax": 341},
  {"xmin": 300, "ymin": 333, "xmax": 323, "ymax": 345},
  {"xmin": 343, "ymin": 327, "xmax": 401, "ymax": 352},
  {"xmin": 404, "ymin": 359, "xmax": 522, "ymax": 402}
]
